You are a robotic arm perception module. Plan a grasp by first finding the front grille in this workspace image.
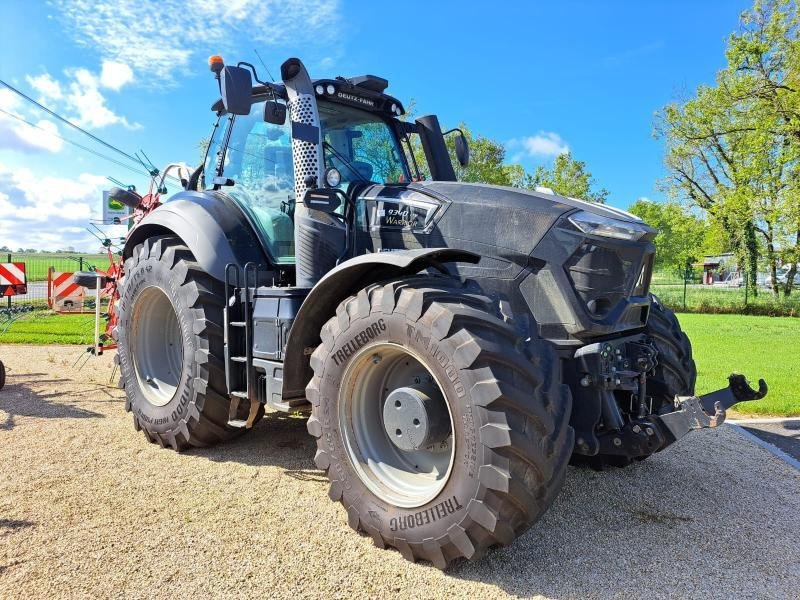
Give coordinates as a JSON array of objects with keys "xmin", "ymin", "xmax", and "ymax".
[{"xmin": 566, "ymin": 242, "xmax": 635, "ymax": 317}]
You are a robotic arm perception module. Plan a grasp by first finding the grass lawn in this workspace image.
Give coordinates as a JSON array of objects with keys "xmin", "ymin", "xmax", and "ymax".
[
  {"xmin": 1, "ymin": 310, "xmax": 797, "ymax": 417},
  {"xmin": 0, "ymin": 312, "xmax": 96, "ymax": 345},
  {"xmin": 679, "ymin": 313, "xmax": 800, "ymax": 417},
  {"xmin": 652, "ymin": 284, "xmax": 800, "ymax": 317},
  {"xmin": 6, "ymin": 254, "xmax": 111, "ymax": 282}
]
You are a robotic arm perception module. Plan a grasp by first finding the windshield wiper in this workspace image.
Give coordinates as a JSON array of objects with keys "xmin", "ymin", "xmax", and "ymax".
[{"xmin": 323, "ymin": 141, "xmax": 370, "ymax": 183}]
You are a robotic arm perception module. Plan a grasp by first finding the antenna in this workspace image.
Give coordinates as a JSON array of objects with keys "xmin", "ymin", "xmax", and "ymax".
[{"xmin": 254, "ymin": 49, "xmax": 276, "ymax": 82}]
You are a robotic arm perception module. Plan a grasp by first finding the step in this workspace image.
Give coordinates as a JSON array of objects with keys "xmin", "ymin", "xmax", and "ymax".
[
  {"xmin": 230, "ymin": 356, "xmax": 247, "ymax": 363},
  {"xmin": 231, "ymin": 390, "xmax": 248, "ymax": 399},
  {"xmin": 227, "ymin": 418, "xmax": 248, "ymax": 428},
  {"xmin": 268, "ymin": 398, "xmax": 313, "ymax": 413},
  {"xmin": 229, "ymin": 321, "xmax": 246, "ymax": 327}
]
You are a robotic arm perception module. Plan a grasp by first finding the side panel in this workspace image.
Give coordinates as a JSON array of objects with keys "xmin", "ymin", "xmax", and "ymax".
[
  {"xmin": 123, "ymin": 190, "xmax": 270, "ymax": 282},
  {"xmin": 281, "ymin": 248, "xmax": 479, "ymax": 399}
]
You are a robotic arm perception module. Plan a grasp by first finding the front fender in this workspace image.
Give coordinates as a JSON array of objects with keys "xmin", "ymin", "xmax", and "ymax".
[
  {"xmin": 282, "ymin": 248, "xmax": 479, "ymax": 399},
  {"xmin": 123, "ymin": 190, "xmax": 269, "ymax": 282}
]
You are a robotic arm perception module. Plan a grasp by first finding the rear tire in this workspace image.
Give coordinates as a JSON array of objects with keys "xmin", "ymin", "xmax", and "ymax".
[
  {"xmin": 116, "ymin": 235, "xmax": 260, "ymax": 450},
  {"xmin": 306, "ymin": 277, "xmax": 573, "ymax": 568},
  {"xmin": 0, "ymin": 359, "xmax": 5, "ymax": 390}
]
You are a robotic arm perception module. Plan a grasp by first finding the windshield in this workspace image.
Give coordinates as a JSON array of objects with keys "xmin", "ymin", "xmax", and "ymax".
[
  {"xmin": 204, "ymin": 98, "xmax": 410, "ymax": 265},
  {"xmin": 319, "ymin": 101, "xmax": 410, "ymax": 187}
]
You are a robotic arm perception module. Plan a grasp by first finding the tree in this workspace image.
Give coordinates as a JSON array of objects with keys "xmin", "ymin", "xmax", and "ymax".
[
  {"xmin": 656, "ymin": 0, "xmax": 800, "ymax": 296},
  {"xmin": 523, "ymin": 152, "xmax": 609, "ymax": 203},
  {"xmin": 628, "ymin": 199, "xmax": 708, "ymax": 272}
]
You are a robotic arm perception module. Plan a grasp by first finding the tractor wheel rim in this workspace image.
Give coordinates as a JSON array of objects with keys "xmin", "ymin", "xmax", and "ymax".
[
  {"xmin": 131, "ymin": 286, "xmax": 183, "ymax": 407},
  {"xmin": 339, "ymin": 343, "xmax": 455, "ymax": 508}
]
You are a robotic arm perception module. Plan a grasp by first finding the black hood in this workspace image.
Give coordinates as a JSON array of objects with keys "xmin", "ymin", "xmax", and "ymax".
[{"xmin": 411, "ymin": 181, "xmax": 645, "ymax": 224}]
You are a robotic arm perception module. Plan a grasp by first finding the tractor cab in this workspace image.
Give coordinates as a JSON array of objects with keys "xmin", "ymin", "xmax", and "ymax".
[{"xmin": 198, "ymin": 57, "xmax": 465, "ymax": 286}]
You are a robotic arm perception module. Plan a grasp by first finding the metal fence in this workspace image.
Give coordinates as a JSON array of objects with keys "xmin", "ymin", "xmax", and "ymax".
[
  {"xmin": 2, "ymin": 252, "xmax": 112, "ymax": 308},
  {"xmin": 650, "ymin": 267, "xmax": 799, "ymax": 316}
]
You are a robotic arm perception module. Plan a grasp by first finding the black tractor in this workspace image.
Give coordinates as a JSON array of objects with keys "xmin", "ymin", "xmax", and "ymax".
[{"xmin": 112, "ymin": 56, "xmax": 766, "ymax": 568}]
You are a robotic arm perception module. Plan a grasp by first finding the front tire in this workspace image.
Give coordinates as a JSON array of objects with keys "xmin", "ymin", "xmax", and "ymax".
[
  {"xmin": 116, "ymin": 235, "xmax": 260, "ymax": 450},
  {"xmin": 306, "ymin": 278, "xmax": 573, "ymax": 568}
]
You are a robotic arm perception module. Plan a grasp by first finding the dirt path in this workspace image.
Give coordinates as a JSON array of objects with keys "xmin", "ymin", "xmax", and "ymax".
[{"xmin": 1, "ymin": 345, "xmax": 798, "ymax": 599}]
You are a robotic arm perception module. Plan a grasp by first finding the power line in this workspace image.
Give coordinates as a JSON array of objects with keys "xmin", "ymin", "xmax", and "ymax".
[
  {"xmin": 0, "ymin": 108, "xmax": 150, "ymax": 179},
  {"xmin": 0, "ymin": 78, "xmax": 144, "ymax": 167}
]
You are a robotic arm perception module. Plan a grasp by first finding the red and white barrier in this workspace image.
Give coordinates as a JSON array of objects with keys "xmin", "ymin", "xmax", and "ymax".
[
  {"xmin": 0, "ymin": 262, "xmax": 27, "ymax": 296},
  {"xmin": 48, "ymin": 269, "xmax": 85, "ymax": 312}
]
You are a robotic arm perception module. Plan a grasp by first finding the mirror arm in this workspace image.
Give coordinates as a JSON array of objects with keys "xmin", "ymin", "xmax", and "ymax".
[
  {"xmin": 236, "ymin": 61, "xmax": 269, "ymax": 86},
  {"xmin": 442, "ymin": 127, "xmax": 466, "ymax": 138}
]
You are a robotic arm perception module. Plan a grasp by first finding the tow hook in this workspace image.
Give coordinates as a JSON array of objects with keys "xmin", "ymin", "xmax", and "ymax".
[{"xmin": 657, "ymin": 374, "xmax": 768, "ymax": 441}]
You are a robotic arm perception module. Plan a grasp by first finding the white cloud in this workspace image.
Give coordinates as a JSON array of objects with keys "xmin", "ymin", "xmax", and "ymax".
[
  {"xmin": 507, "ymin": 132, "xmax": 570, "ymax": 160},
  {"xmin": 100, "ymin": 61, "xmax": 134, "ymax": 91},
  {"xmin": 22, "ymin": 64, "xmax": 140, "ymax": 131},
  {"xmin": 26, "ymin": 73, "xmax": 63, "ymax": 101},
  {"xmin": 65, "ymin": 67, "xmax": 139, "ymax": 129},
  {"xmin": 0, "ymin": 90, "xmax": 64, "ymax": 153},
  {"xmin": 52, "ymin": 0, "xmax": 341, "ymax": 84},
  {"xmin": 0, "ymin": 162, "xmax": 114, "ymax": 250}
]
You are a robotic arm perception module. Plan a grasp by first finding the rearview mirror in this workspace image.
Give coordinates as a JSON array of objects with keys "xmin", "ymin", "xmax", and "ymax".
[
  {"xmin": 264, "ymin": 100, "xmax": 287, "ymax": 125},
  {"xmin": 221, "ymin": 65, "xmax": 252, "ymax": 115},
  {"xmin": 454, "ymin": 132, "xmax": 470, "ymax": 168}
]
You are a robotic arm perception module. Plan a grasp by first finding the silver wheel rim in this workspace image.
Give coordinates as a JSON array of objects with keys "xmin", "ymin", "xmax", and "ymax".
[
  {"xmin": 131, "ymin": 286, "xmax": 183, "ymax": 407},
  {"xmin": 338, "ymin": 343, "xmax": 455, "ymax": 508}
]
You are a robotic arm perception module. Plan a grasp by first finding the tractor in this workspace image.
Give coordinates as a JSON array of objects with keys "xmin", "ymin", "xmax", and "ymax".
[{"xmin": 99, "ymin": 56, "xmax": 767, "ymax": 568}]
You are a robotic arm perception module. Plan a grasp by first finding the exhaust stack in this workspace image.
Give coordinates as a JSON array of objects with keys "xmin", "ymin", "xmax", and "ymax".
[
  {"xmin": 282, "ymin": 58, "xmax": 346, "ymax": 288},
  {"xmin": 415, "ymin": 115, "xmax": 456, "ymax": 182},
  {"xmin": 281, "ymin": 58, "xmax": 329, "ymax": 288}
]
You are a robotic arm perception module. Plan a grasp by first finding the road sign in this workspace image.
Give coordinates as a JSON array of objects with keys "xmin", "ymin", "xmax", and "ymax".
[
  {"xmin": 0, "ymin": 262, "xmax": 27, "ymax": 296},
  {"xmin": 103, "ymin": 189, "xmax": 130, "ymax": 224}
]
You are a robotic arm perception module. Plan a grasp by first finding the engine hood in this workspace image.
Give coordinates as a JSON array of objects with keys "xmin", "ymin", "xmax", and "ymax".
[{"xmin": 410, "ymin": 181, "xmax": 644, "ymax": 224}]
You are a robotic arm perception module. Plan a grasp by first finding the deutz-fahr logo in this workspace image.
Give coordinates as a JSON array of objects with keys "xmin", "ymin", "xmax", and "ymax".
[{"xmin": 336, "ymin": 91, "xmax": 375, "ymax": 107}]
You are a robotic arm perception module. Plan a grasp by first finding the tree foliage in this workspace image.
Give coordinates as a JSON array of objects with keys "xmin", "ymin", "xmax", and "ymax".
[
  {"xmin": 628, "ymin": 199, "xmax": 708, "ymax": 271},
  {"xmin": 522, "ymin": 152, "xmax": 609, "ymax": 203},
  {"xmin": 656, "ymin": 0, "xmax": 800, "ymax": 295}
]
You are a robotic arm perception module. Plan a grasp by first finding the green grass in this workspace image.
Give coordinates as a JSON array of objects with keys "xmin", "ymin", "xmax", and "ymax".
[
  {"xmin": 1, "ymin": 310, "xmax": 797, "ymax": 417},
  {"xmin": 0, "ymin": 311, "xmax": 96, "ymax": 345},
  {"xmin": 5, "ymin": 254, "xmax": 112, "ymax": 282},
  {"xmin": 652, "ymin": 283, "xmax": 800, "ymax": 317},
  {"xmin": 679, "ymin": 313, "xmax": 800, "ymax": 417}
]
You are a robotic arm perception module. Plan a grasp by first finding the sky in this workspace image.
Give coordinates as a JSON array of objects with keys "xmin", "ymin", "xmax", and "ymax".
[{"xmin": 0, "ymin": 0, "xmax": 750, "ymax": 252}]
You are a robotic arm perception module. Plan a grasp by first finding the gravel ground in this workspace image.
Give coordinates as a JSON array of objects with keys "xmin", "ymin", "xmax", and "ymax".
[{"xmin": 1, "ymin": 345, "xmax": 799, "ymax": 599}]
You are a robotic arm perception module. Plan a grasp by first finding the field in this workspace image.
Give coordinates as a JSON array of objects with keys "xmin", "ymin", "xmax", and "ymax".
[
  {"xmin": 0, "ymin": 312, "xmax": 96, "ymax": 344},
  {"xmin": 651, "ymin": 283, "xmax": 800, "ymax": 317},
  {"xmin": 1, "ymin": 311, "xmax": 797, "ymax": 416},
  {"xmin": 4, "ymin": 253, "xmax": 111, "ymax": 282},
  {"xmin": 679, "ymin": 314, "xmax": 800, "ymax": 416}
]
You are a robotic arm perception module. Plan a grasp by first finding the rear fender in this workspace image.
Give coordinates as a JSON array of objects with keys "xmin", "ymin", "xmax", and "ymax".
[
  {"xmin": 123, "ymin": 190, "xmax": 269, "ymax": 282},
  {"xmin": 282, "ymin": 248, "xmax": 479, "ymax": 399}
]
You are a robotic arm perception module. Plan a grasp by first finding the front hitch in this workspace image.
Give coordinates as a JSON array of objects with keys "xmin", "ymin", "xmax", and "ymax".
[{"xmin": 657, "ymin": 374, "xmax": 768, "ymax": 441}]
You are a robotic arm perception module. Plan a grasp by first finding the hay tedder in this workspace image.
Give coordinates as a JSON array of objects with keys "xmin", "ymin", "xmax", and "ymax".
[{"xmin": 74, "ymin": 56, "xmax": 767, "ymax": 567}]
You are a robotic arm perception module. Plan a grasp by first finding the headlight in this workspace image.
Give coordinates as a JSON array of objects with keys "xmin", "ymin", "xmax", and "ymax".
[{"xmin": 568, "ymin": 210, "xmax": 650, "ymax": 241}]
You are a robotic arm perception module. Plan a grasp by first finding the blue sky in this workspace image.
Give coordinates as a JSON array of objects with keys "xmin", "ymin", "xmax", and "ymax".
[{"xmin": 0, "ymin": 0, "xmax": 747, "ymax": 251}]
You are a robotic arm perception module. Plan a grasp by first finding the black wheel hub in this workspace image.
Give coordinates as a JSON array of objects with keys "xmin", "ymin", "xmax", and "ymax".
[{"xmin": 382, "ymin": 386, "xmax": 450, "ymax": 452}]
